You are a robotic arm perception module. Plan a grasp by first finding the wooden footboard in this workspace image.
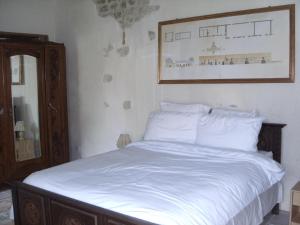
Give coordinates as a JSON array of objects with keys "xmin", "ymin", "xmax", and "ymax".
[
  {"xmin": 11, "ymin": 182, "xmax": 158, "ymax": 225},
  {"xmin": 11, "ymin": 181, "xmax": 280, "ymax": 225}
]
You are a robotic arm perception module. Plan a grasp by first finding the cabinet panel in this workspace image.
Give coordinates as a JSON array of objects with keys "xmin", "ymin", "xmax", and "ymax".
[
  {"xmin": 18, "ymin": 189, "xmax": 47, "ymax": 225},
  {"xmin": 0, "ymin": 45, "xmax": 8, "ymax": 183},
  {"xmin": 51, "ymin": 201, "xmax": 98, "ymax": 225},
  {"xmin": 106, "ymin": 217, "xmax": 134, "ymax": 225},
  {"xmin": 0, "ymin": 46, "xmax": 3, "ymax": 180},
  {"xmin": 45, "ymin": 45, "xmax": 69, "ymax": 166}
]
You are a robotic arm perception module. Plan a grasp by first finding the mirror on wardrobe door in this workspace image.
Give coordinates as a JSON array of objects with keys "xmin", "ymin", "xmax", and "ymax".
[{"xmin": 10, "ymin": 54, "xmax": 41, "ymax": 162}]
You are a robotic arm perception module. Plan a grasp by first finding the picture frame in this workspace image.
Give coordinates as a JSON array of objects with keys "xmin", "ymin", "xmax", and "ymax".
[
  {"xmin": 11, "ymin": 55, "xmax": 25, "ymax": 85},
  {"xmin": 158, "ymin": 4, "xmax": 295, "ymax": 84}
]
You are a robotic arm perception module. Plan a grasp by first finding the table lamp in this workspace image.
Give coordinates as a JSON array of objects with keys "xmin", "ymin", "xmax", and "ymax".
[
  {"xmin": 15, "ymin": 121, "xmax": 25, "ymax": 140},
  {"xmin": 117, "ymin": 134, "xmax": 131, "ymax": 149}
]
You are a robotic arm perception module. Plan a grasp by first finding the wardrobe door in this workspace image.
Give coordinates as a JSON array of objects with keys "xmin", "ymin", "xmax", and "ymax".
[
  {"xmin": 45, "ymin": 44, "xmax": 69, "ymax": 166},
  {"xmin": 0, "ymin": 45, "xmax": 9, "ymax": 182},
  {"xmin": 3, "ymin": 43, "xmax": 49, "ymax": 180}
]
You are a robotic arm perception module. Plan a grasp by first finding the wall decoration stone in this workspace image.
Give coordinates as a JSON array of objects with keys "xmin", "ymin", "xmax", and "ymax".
[
  {"xmin": 103, "ymin": 74, "xmax": 113, "ymax": 83},
  {"xmin": 103, "ymin": 43, "xmax": 113, "ymax": 57},
  {"xmin": 148, "ymin": 31, "xmax": 156, "ymax": 41},
  {"xmin": 123, "ymin": 100, "xmax": 131, "ymax": 110},
  {"xmin": 93, "ymin": 0, "xmax": 159, "ymax": 45},
  {"xmin": 117, "ymin": 46, "xmax": 129, "ymax": 57}
]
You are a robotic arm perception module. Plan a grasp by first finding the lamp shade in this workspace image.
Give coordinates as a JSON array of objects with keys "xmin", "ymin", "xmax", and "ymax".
[
  {"xmin": 117, "ymin": 134, "xmax": 131, "ymax": 149},
  {"xmin": 15, "ymin": 121, "xmax": 25, "ymax": 132}
]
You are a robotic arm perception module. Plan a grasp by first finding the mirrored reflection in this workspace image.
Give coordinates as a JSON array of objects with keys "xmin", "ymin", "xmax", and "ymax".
[{"xmin": 10, "ymin": 55, "xmax": 41, "ymax": 162}]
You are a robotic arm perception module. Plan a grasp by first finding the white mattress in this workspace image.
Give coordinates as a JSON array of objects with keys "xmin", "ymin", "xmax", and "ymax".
[{"xmin": 24, "ymin": 141, "xmax": 284, "ymax": 225}]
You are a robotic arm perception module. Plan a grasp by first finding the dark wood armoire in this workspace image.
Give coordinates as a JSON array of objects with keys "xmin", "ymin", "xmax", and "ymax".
[{"xmin": 0, "ymin": 32, "xmax": 69, "ymax": 185}]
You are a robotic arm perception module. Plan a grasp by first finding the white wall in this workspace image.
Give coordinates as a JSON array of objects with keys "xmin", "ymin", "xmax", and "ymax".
[
  {"xmin": 0, "ymin": 0, "xmax": 57, "ymax": 40},
  {"xmin": 0, "ymin": 0, "xmax": 299, "ymax": 211}
]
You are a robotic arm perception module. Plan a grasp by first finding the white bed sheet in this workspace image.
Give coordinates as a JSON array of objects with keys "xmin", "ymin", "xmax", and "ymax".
[
  {"xmin": 229, "ymin": 182, "xmax": 282, "ymax": 225},
  {"xmin": 24, "ymin": 141, "xmax": 285, "ymax": 225}
]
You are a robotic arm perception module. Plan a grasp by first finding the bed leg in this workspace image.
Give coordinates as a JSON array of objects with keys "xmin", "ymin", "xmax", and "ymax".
[
  {"xmin": 10, "ymin": 182, "xmax": 21, "ymax": 225},
  {"xmin": 272, "ymin": 203, "xmax": 280, "ymax": 215}
]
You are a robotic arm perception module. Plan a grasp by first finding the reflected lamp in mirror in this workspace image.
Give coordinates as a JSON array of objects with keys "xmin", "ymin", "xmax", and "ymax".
[
  {"xmin": 15, "ymin": 121, "xmax": 25, "ymax": 140},
  {"xmin": 117, "ymin": 134, "xmax": 132, "ymax": 149}
]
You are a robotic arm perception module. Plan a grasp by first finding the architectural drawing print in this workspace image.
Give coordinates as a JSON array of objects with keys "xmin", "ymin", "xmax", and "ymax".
[
  {"xmin": 247, "ymin": 20, "xmax": 273, "ymax": 37},
  {"xmin": 199, "ymin": 53, "xmax": 273, "ymax": 66},
  {"xmin": 159, "ymin": 5, "xmax": 294, "ymax": 83},
  {"xmin": 199, "ymin": 19, "xmax": 273, "ymax": 40},
  {"xmin": 199, "ymin": 24, "xmax": 229, "ymax": 38},
  {"xmin": 165, "ymin": 31, "xmax": 191, "ymax": 42},
  {"xmin": 204, "ymin": 42, "xmax": 223, "ymax": 54},
  {"xmin": 165, "ymin": 57, "xmax": 194, "ymax": 68},
  {"xmin": 175, "ymin": 32, "xmax": 191, "ymax": 40},
  {"xmin": 165, "ymin": 32, "xmax": 174, "ymax": 42}
]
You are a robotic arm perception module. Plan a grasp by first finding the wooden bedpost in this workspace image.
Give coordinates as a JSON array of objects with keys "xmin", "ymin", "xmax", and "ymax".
[{"xmin": 259, "ymin": 123, "xmax": 286, "ymax": 215}]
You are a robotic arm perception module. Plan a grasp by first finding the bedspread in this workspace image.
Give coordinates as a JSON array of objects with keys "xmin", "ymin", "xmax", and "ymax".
[{"xmin": 24, "ymin": 141, "xmax": 284, "ymax": 225}]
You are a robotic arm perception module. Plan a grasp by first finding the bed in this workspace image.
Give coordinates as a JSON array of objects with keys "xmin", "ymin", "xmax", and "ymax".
[{"xmin": 11, "ymin": 122, "xmax": 285, "ymax": 225}]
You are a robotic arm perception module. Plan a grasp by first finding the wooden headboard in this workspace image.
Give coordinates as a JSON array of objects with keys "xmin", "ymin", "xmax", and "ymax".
[{"xmin": 258, "ymin": 123, "xmax": 286, "ymax": 164}]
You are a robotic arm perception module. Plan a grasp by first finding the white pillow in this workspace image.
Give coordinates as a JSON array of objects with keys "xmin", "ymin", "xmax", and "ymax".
[
  {"xmin": 160, "ymin": 101, "xmax": 211, "ymax": 114},
  {"xmin": 196, "ymin": 114, "xmax": 264, "ymax": 152},
  {"xmin": 144, "ymin": 111, "xmax": 200, "ymax": 144},
  {"xmin": 211, "ymin": 107, "xmax": 258, "ymax": 118}
]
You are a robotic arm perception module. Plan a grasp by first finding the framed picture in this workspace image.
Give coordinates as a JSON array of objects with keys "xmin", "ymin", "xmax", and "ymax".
[
  {"xmin": 11, "ymin": 55, "xmax": 25, "ymax": 85},
  {"xmin": 158, "ymin": 4, "xmax": 295, "ymax": 84}
]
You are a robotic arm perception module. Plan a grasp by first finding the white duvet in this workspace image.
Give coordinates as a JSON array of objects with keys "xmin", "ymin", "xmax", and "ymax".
[{"xmin": 24, "ymin": 141, "xmax": 284, "ymax": 225}]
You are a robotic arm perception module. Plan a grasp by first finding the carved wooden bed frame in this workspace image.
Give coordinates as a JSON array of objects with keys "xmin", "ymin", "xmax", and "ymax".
[{"xmin": 11, "ymin": 123, "xmax": 286, "ymax": 225}]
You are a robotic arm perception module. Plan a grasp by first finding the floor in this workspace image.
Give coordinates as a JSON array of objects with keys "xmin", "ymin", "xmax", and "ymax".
[
  {"xmin": 0, "ymin": 190, "xmax": 12, "ymax": 225},
  {"xmin": 262, "ymin": 211, "xmax": 290, "ymax": 225},
  {"xmin": 0, "ymin": 189, "xmax": 290, "ymax": 225}
]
